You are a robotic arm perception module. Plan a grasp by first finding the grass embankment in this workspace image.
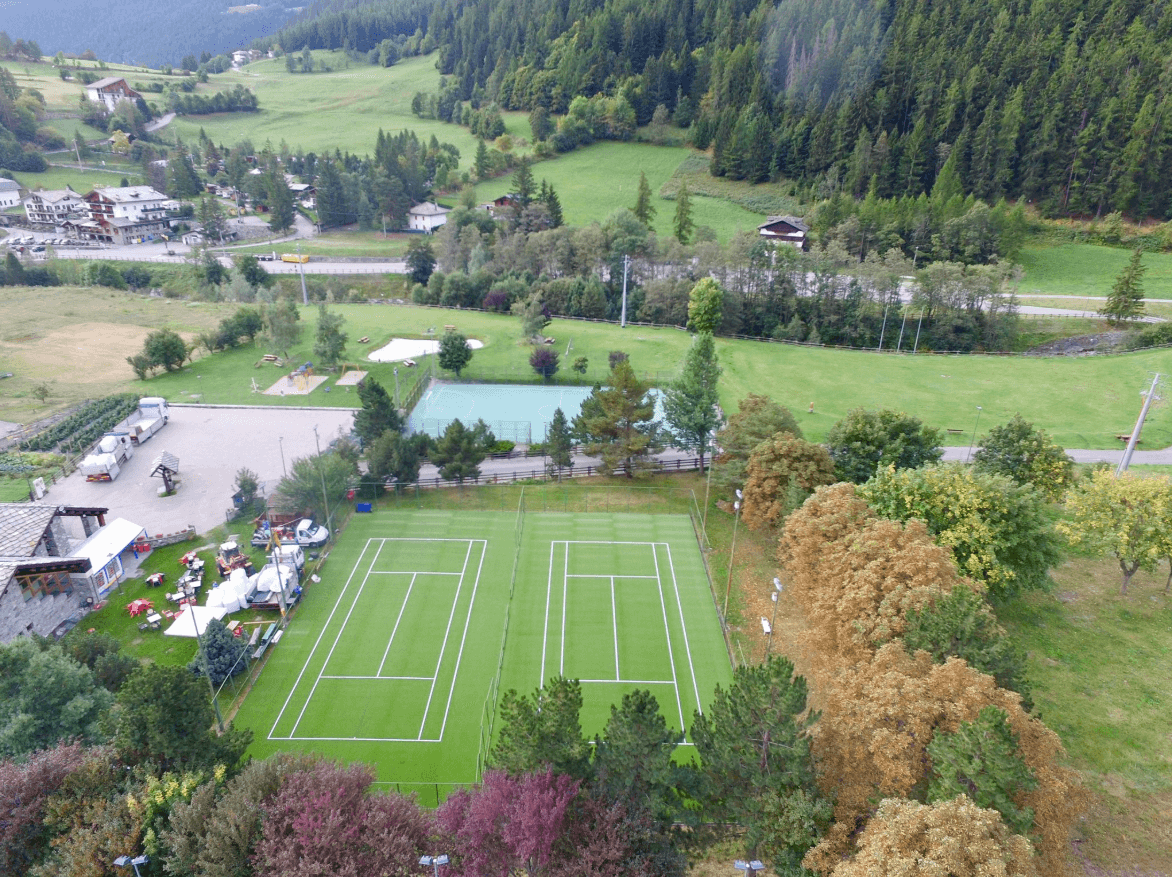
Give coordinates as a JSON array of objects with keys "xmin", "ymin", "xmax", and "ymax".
[
  {"xmin": 229, "ymin": 230, "xmax": 412, "ymax": 259},
  {"xmin": 1018, "ymin": 242, "xmax": 1172, "ymax": 300},
  {"xmin": 6, "ymin": 290, "xmax": 1172, "ymax": 448}
]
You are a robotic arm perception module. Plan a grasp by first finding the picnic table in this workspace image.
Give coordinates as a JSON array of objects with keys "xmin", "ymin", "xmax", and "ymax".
[{"xmin": 126, "ymin": 598, "xmax": 154, "ymax": 616}]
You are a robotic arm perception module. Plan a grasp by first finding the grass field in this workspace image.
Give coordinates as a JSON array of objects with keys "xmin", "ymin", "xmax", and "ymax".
[
  {"xmin": 1019, "ymin": 242, "xmax": 1172, "ymax": 300},
  {"xmin": 10, "ymin": 164, "xmax": 147, "ymax": 195},
  {"xmin": 235, "ymin": 505, "xmax": 731, "ymax": 797},
  {"xmin": 230, "ymin": 230, "xmax": 413, "ymax": 259},
  {"xmin": 9, "ymin": 290, "xmax": 1172, "ymax": 448}
]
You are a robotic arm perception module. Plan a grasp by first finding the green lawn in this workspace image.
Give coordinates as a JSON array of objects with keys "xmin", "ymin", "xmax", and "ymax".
[
  {"xmin": 12, "ymin": 164, "xmax": 146, "ymax": 194},
  {"xmin": 229, "ymin": 230, "xmax": 413, "ymax": 259},
  {"xmin": 236, "ymin": 505, "xmax": 730, "ymax": 796},
  {"xmin": 1018, "ymin": 242, "xmax": 1172, "ymax": 300},
  {"xmin": 105, "ymin": 299, "xmax": 1172, "ymax": 448}
]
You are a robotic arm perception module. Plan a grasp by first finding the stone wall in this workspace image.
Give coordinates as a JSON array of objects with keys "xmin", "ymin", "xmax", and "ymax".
[{"xmin": 0, "ymin": 581, "xmax": 87, "ymax": 643}]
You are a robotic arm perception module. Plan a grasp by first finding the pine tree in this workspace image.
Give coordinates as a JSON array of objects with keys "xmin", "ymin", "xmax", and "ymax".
[
  {"xmin": 662, "ymin": 332, "xmax": 722, "ymax": 467},
  {"xmin": 633, "ymin": 171, "xmax": 656, "ymax": 226},
  {"xmin": 545, "ymin": 407, "xmax": 573, "ymax": 480},
  {"xmin": 672, "ymin": 182, "xmax": 694, "ymax": 244},
  {"xmin": 512, "ymin": 156, "xmax": 535, "ymax": 206},
  {"xmin": 1101, "ymin": 248, "xmax": 1146, "ymax": 324}
]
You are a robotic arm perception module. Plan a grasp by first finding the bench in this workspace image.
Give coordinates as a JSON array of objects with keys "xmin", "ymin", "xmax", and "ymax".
[
  {"xmin": 443, "ymin": 324, "xmax": 457, "ymax": 331},
  {"xmin": 1117, "ymin": 434, "xmax": 1142, "ymax": 444},
  {"xmin": 226, "ymin": 619, "xmax": 239, "ymax": 632},
  {"xmin": 261, "ymin": 622, "xmax": 277, "ymax": 645},
  {"xmin": 946, "ymin": 428, "xmax": 964, "ymax": 435},
  {"xmin": 248, "ymin": 628, "xmax": 261, "ymax": 647}
]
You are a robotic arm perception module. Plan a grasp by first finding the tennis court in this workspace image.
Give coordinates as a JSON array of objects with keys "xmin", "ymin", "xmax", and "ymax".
[{"xmin": 235, "ymin": 498, "xmax": 732, "ymax": 797}]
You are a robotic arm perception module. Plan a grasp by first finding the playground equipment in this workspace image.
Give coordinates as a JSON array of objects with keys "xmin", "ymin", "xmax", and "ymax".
[{"xmin": 287, "ymin": 362, "xmax": 314, "ymax": 391}]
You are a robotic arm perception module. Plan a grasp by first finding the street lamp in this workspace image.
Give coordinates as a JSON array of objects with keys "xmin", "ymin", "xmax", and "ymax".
[
  {"xmin": 722, "ymin": 490, "xmax": 743, "ymax": 620},
  {"xmin": 966, "ymin": 406, "xmax": 983, "ymax": 463},
  {"xmin": 278, "ymin": 435, "xmax": 287, "ymax": 478},
  {"xmin": 420, "ymin": 854, "xmax": 450, "ymax": 877},
  {"xmin": 734, "ymin": 861, "xmax": 765, "ymax": 877},
  {"xmin": 767, "ymin": 578, "xmax": 783, "ymax": 657},
  {"xmin": 113, "ymin": 855, "xmax": 149, "ymax": 877}
]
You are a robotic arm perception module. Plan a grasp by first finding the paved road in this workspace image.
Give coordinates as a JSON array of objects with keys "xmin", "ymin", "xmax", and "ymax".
[
  {"xmin": 43, "ymin": 405, "xmax": 357, "ymax": 538},
  {"xmin": 941, "ymin": 445, "xmax": 1172, "ymax": 465}
]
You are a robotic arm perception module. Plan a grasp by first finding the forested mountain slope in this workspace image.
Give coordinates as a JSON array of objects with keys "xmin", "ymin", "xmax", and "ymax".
[
  {"xmin": 2, "ymin": 0, "xmax": 293, "ymax": 67},
  {"xmin": 266, "ymin": 0, "xmax": 1172, "ymax": 220}
]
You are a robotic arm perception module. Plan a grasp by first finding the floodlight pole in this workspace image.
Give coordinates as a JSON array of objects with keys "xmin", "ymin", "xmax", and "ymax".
[
  {"xmin": 1117, "ymin": 373, "xmax": 1161, "ymax": 476},
  {"xmin": 421, "ymin": 853, "xmax": 450, "ymax": 877},
  {"xmin": 620, "ymin": 255, "xmax": 630, "ymax": 328},
  {"xmin": 278, "ymin": 435, "xmax": 287, "ymax": 478},
  {"xmin": 313, "ymin": 425, "xmax": 332, "ymax": 540},
  {"xmin": 767, "ymin": 578, "xmax": 782, "ymax": 657},
  {"xmin": 966, "ymin": 406, "xmax": 983, "ymax": 463},
  {"xmin": 298, "ymin": 242, "xmax": 308, "ymax": 305},
  {"xmin": 722, "ymin": 491, "xmax": 742, "ymax": 621},
  {"xmin": 113, "ymin": 855, "xmax": 149, "ymax": 877}
]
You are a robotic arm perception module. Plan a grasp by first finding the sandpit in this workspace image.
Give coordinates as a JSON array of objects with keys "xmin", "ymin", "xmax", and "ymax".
[
  {"xmin": 262, "ymin": 374, "xmax": 330, "ymax": 396},
  {"xmin": 335, "ymin": 370, "xmax": 368, "ymax": 386},
  {"xmin": 368, "ymin": 337, "xmax": 484, "ymax": 362}
]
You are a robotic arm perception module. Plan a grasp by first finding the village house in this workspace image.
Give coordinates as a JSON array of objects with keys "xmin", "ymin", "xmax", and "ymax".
[
  {"xmin": 22, "ymin": 186, "xmax": 87, "ymax": 225},
  {"xmin": 0, "ymin": 504, "xmax": 145, "ymax": 643},
  {"xmin": 407, "ymin": 201, "xmax": 451, "ymax": 232},
  {"xmin": 0, "ymin": 177, "xmax": 20, "ymax": 209},
  {"xmin": 70, "ymin": 185, "xmax": 179, "ymax": 244},
  {"xmin": 84, "ymin": 76, "xmax": 143, "ymax": 112},
  {"xmin": 757, "ymin": 215, "xmax": 810, "ymax": 248}
]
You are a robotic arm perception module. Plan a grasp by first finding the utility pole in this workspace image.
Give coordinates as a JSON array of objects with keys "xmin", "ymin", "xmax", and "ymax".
[
  {"xmin": 1117, "ymin": 374, "xmax": 1161, "ymax": 476},
  {"xmin": 298, "ymin": 242, "xmax": 308, "ymax": 305},
  {"xmin": 313, "ymin": 425, "xmax": 332, "ymax": 538},
  {"xmin": 620, "ymin": 255, "xmax": 631, "ymax": 328}
]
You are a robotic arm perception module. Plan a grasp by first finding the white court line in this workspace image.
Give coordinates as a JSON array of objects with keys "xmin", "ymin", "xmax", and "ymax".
[
  {"xmin": 540, "ymin": 540, "xmax": 554, "ymax": 685},
  {"xmin": 322, "ymin": 675, "xmax": 433, "ymax": 680},
  {"xmin": 417, "ymin": 540, "xmax": 474, "ymax": 739},
  {"xmin": 295, "ymin": 735, "xmax": 442, "ymax": 742},
  {"xmin": 286, "ymin": 539, "xmax": 385, "ymax": 739},
  {"xmin": 435, "ymin": 539, "xmax": 489, "ymax": 740},
  {"xmin": 369, "ymin": 570, "xmax": 463, "ymax": 576},
  {"xmin": 377, "ymin": 573, "xmax": 418, "ymax": 677},
  {"xmin": 578, "ymin": 678, "xmax": 676, "ymax": 685},
  {"xmin": 610, "ymin": 576, "xmax": 619, "ymax": 681},
  {"xmin": 567, "ymin": 574, "xmax": 658, "ymax": 579},
  {"xmin": 269, "ymin": 537, "xmax": 381, "ymax": 740},
  {"xmin": 560, "ymin": 540, "xmax": 658, "ymax": 545},
  {"xmin": 664, "ymin": 542, "xmax": 703, "ymax": 715},
  {"xmin": 560, "ymin": 540, "xmax": 569, "ymax": 676},
  {"xmin": 653, "ymin": 543, "xmax": 687, "ymax": 734}
]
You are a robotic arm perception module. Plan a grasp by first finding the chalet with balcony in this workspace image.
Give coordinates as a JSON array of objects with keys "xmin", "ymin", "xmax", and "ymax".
[
  {"xmin": 757, "ymin": 215, "xmax": 809, "ymax": 248},
  {"xmin": 84, "ymin": 77, "xmax": 143, "ymax": 112},
  {"xmin": 23, "ymin": 186, "xmax": 86, "ymax": 225}
]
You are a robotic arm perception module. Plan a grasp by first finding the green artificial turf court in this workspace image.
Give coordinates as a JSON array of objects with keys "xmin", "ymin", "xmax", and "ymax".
[{"xmin": 234, "ymin": 503, "xmax": 732, "ymax": 798}]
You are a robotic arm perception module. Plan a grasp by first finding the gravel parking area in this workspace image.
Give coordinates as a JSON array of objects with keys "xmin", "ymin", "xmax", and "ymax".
[{"xmin": 41, "ymin": 405, "xmax": 356, "ymax": 537}]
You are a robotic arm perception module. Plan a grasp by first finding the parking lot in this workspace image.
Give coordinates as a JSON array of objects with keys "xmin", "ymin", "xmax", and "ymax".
[{"xmin": 42, "ymin": 405, "xmax": 356, "ymax": 538}]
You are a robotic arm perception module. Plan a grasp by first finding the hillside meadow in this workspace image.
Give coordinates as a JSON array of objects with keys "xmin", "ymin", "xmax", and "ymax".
[
  {"xmin": 1019, "ymin": 242, "xmax": 1172, "ymax": 300},
  {"xmin": 4, "ymin": 288, "xmax": 1172, "ymax": 449}
]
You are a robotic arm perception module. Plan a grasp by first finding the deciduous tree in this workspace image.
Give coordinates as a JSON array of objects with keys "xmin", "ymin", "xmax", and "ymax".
[
  {"xmin": 273, "ymin": 451, "xmax": 353, "ymax": 523},
  {"xmin": 406, "ymin": 237, "xmax": 436, "ymax": 285},
  {"xmin": 662, "ymin": 332, "xmax": 722, "ymax": 468},
  {"xmin": 512, "ymin": 290, "xmax": 552, "ymax": 340},
  {"xmin": 1057, "ymin": 469, "xmax": 1168, "ymax": 593},
  {"xmin": 826, "ymin": 408, "xmax": 943, "ymax": 484},
  {"xmin": 530, "ymin": 346, "xmax": 560, "ymax": 380},
  {"xmin": 714, "ymin": 394, "xmax": 802, "ymax": 497},
  {"xmin": 818, "ymin": 796, "xmax": 1038, "ymax": 877},
  {"xmin": 0, "ymin": 742, "xmax": 88, "ymax": 875},
  {"xmin": 365, "ymin": 430, "xmax": 423, "ymax": 490},
  {"xmin": 861, "ymin": 463, "xmax": 1060, "ymax": 599},
  {"xmin": 438, "ymin": 330, "xmax": 473, "ymax": 376},
  {"xmin": 263, "ymin": 298, "xmax": 301, "ymax": 358},
  {"xmin": 143, "ymin": 327, "xmax": 188, "ymax": 373},
  {"xmin": 572, "ymin": 359, "xmax": 662, "ymax": 477},
  {"xmin": 973, "ymin": 414, "xmax": 1073, "ymax": 500},
  {"xmin": 686, "ymin": 278, "xmax": 724, "ymax": 334},
  {"xmin": 742, "ymin": 434, "xmax": 835, "ymax": 530}
]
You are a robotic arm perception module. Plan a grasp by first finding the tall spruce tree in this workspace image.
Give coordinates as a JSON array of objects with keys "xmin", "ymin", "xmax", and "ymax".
[
  {"xmin": 672, "ymin": 182, "xmax": 694, "ymax": 244},
  {"xmin": 1101, "ymin": 248, "xmax": 1147, "ymax": 324},
  {"xmin": 662, "ymin": 332, "xmax": 721, "ymax": 468},
  {"xmin": 633, "ymin": 171, "xmax": 656, "ymax": 226}
]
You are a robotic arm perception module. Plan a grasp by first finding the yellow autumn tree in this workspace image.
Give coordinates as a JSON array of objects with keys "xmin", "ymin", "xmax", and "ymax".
[
  {"xmin": 779, "ymin": 483, "xmax": 974, "ymax": 664},
  {"xmin": 807, "ymin": 644, "xmax": 1085, "ymax": 876},
  {"xmin": 826, "ymin": 796, "xmax": 1038, "ymax": 877},
  {"xmin": 1058, "ymin": 469, "xmax": 1169, "ymax": 593},
  {"xmin": 741, "ymin": 434, "xmax": 835, "ymax": 531}
]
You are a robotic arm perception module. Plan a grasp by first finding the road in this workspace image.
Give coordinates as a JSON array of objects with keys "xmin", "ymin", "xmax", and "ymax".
[{"xmin": 941, "ymin": 445, "xmax": 1172, "ymax": 465}]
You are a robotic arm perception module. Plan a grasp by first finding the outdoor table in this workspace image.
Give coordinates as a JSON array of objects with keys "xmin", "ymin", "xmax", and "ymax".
[{"xmin": 145, "ymin": 612, "xmax": 162, "ymax": 629}]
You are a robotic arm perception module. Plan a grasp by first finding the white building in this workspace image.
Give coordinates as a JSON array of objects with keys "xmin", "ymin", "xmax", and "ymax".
[
  {"xmin": 84, "ymin": 77, "xmax": 143, "ymax": 112},
  {"xmin": 84, "ymin": 186, "xmax": 175, "ymax": 223},
  {"xmin": 0, "ymin": 177, "xmax": 20, "ymax": 209},
  {"xmin": 407, "ymin": 201, "xmax": 451, "ymax": 232},
  {"xmin": 23, "ymin": 186, "xmax": 87, "ymax": 225}
]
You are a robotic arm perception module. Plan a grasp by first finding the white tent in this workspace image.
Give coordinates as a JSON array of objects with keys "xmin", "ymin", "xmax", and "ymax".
[{"xmin": 163, "ymin": 604, "xmax": 228, "ymax": 637}]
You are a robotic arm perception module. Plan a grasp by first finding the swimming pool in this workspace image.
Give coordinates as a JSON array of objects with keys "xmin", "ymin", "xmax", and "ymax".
[{"xmin": 407, "ymin": 381, "xmax": 664, "ymax": 444}]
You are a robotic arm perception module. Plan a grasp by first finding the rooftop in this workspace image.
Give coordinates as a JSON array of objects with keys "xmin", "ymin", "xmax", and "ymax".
[{"xmin": 89, "ymin": 186, "xmax": 169, "ymax": 204}]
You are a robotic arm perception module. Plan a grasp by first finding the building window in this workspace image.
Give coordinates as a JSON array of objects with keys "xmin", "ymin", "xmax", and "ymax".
[{"xmin": 18, "ymin": 571, "xmax": 74, "ymax": 600}]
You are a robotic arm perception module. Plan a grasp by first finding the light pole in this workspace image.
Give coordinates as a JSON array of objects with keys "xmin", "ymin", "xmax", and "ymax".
[
  {"xmin": 620, "ymin": 254, "xmax": 631, "ymax": 328},
  {"xmin": 312, "ymin": 425, "xmax": 332, "ymax": 539},
  {"xmin": 113, "ymin": 855, "xmax": 149, "ymax": 877},
  {"xmin": 394, "ymin": 366, "xmax": 400, "ymax": 409},
  {"xmin": 767, "ymin": 577, "xmax": 782, "ymax": 657},
  {"xmin": 721, "ymin": 490, "xmax": 742, "ymax": 620},
  {"xmin": 965, "ymin": 405, "xmax": 983, "ymax": 463},
  {"xmin": 278, "ymin": 435, "xmax": 287, "ymax": 478},
  {"xmin": 420, "ymin": 853, "xmax": 450, "ymax": 877}
]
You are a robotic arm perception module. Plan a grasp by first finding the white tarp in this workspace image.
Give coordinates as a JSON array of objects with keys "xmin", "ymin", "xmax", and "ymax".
[
  {"xmin": 367, "ymin": 337, "xmax": 484, "ymax": 362},
  {"xmin": 163, "ymin": 604, "xmax": 228, "ymax": 637}
]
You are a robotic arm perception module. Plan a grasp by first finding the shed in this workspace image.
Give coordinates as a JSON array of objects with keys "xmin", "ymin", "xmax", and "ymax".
[
  {"xmin": 70, "ymin": 517, "xmax": 147, "ymax": 598},
  {"xmin": 150, "ymin": 451, "xmax": 180, "ymax": 494}
]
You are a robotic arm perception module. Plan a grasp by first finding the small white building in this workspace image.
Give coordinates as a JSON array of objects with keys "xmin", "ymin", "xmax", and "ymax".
[
  {"xmin": 408, "ymin": 201, "xmax": 451, "ymax": 232},
  {"xmin": 84, "ymin": 76, "xmax": 143, "ymax": 112},
  {"xmin": 70, "ymin": 517, "xmax": 147, "ymax": 599},
  {"xmin": 0, "ymin": 177, "xmax": 20, "ymax": 209},
  {"xmin": 23, "ymin": 186, "xmax": 87, "ymax": 225}
]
